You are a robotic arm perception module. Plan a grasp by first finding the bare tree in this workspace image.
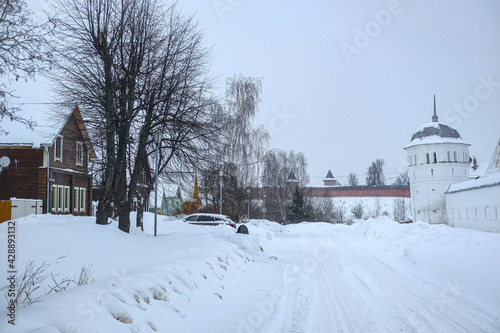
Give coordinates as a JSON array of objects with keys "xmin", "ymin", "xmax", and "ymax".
[
  {"xmin": 347, "ymin": 172, "xmax": 358, "ymax": 186},
  {"xmin": 261, "ymin": 149, "xmax": 310, "ymax": 223},
  {"xmin": 310, "ymin": 197, "xmax": 334, "ymax": 223},
  {"xmin": 332, "ymin": 200, "xmax": 350, "ymax": 224},
  {"xmin": 351, "ymin": 201, "xmax": 364, "ymax": 219},
  {"xmin": 0, "ymin": 0, "xmax": 53, "ymax": 134},
  {"xmin": 221, "ymin": 74, "xmax": 270, "ymax": 187},
  {"xmin": 51, "ymin": 0, "xmax": 217, "ymax": 232},
  {"xmin": 393, "ymin": 172, "xmax": 410, "ymax": 186},
  {"xmin": 366, "ymin": 159, "xmax": 385, "ymax": 186},
  {"xmin": 200, "ymin": 163, "xmax": 246, "ymax": 219},
  {"xmin": 393, "ymin": 198, "xmax": 409, "ymax": 222}
]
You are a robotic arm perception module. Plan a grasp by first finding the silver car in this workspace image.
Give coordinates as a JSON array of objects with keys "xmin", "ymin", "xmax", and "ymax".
[{"xmin": 183, "ymin": 213, "xmax": 236, "ymax": 228}]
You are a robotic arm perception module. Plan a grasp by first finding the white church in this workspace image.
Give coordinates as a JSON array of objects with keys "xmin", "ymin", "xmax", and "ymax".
[{"xmin": 404, "ymin": 97, "xmax": 500, "ymax": 232}]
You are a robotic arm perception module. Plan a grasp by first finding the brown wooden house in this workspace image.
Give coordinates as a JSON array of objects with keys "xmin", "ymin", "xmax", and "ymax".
[{"xmin": 0, "ymin": 106, "xmax": 95, "ymax": 215}]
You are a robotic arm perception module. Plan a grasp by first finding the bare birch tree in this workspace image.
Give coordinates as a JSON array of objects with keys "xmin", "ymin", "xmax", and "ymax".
[{"xmin": 221, "ymin": 74, "xmax": 270, "ymax": 188}]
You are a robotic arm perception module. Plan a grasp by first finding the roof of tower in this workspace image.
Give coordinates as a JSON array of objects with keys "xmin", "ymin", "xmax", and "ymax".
[
  {"xmin": 405, "ymin": 122, "xmax": 466, "ymax": 148},
  {"xmin": 287, "ymin": 171, "xmax": 298, "ymax": 182},
  {"xmin": 325, "ymin": 170, "xmax": 334, "ymax": 179},
  {"xmin": 411, "ymin": 122, "xmax": 461, "ymax": 141},
  {"xmin": 405, "ymin": 96, "xmax": 468, "ymax": 149}
]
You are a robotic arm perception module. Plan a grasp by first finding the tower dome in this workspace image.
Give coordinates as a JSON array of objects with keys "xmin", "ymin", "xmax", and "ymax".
[
  {"xmin": 406, "ymin": 96, "xmax": 464, "ymax": 148},
  {"xmin": 410, "ymin": 122, "xmax": 461, "ymax": 142}
]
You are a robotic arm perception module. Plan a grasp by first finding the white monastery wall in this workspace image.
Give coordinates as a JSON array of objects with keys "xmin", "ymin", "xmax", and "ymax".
[{"xmin": 446, "ymin": 184, "xmax": 500, "ymax": 232}]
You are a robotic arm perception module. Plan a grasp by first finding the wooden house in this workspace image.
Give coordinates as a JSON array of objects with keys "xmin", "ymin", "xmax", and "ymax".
[{"xmin": 0, "ymin": 106, "xmax": 95, "ymax": 216}]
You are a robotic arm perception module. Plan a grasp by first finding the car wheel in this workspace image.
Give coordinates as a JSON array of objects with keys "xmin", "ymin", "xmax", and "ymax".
[{"xmin": 236, "ymin": 225, "xmax": 249, "ymax": 234}]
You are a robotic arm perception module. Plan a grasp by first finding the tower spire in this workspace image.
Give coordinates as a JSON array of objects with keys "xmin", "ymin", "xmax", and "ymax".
[{"xmin": 432, "ymin": 94, "xmax": 438, "ymax": 122}]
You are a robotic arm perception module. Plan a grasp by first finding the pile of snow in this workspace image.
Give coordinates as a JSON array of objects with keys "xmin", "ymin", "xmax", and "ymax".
[{"xmin": 1, "ymin": 214, "xmax": 499, "ymax": 332}]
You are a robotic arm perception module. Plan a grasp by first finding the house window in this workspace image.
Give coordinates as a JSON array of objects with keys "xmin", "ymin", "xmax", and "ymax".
[
  {"xmin": 52, "ymin": 185, "xmax": 58, "ymax": 212},
  {"xmin": 454, "ymin": 151, "xmax": 457, "ymax": 162},
  {"xmin": 74, "ymin": 188, "xmax": 79, "ymax": 213},
  {"xmin": 52, "ymin": 185, "xmax": 70, "ymax": 213},
  {"xmin": 431, "ymin": 169, "xmax": 434, "ymax": 177},
  {"xmin": 55, "ymin": 136, "xmax": 63, "ymax": 162},
  {"xmin": 447, "ymin": 151, "xmax": 451, "ymax": 162},
  {"xmin": 80, "ymin": 188, "xmax": 86, "ymax": 212},
  {"xmin": 76, "ymin": 142, "xmax": 84, "ymax": 166},
  {"xmin": 433, "ymin": 152, "xmax": 437, "ymax": 163},
  {"xmin": 58, "ymin": 186, "xmax": 64, "ymax": 212},
  {"xmin": 64, "ymin": 186, "xmax": 70, "ymax": 213},
  {"xmin": 426, "ymin": 153, "xmax": 430, "ymax": 164},
  {"xmin": 73, "ymin": 187, "xmax": 86, "ymax": 213}
]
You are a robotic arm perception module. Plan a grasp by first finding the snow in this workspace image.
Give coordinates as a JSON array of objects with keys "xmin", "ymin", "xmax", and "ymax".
[
  {"xmin": 469, "ymin": 162, "xmax": 488, "ymax": 178},
  {"xmin": 1, "ymin": 214, "xmax": 499, "ymax": 332},
  {"xmin": 404, "ymin": 135, "xmax": 465, "ymax": 149},
  {"xmin": 447, "ymin": 173, "xmax": 500, "ymax": 193},
  {"xmin": 0, "ymin": 105, "xmax": 65, "ymax": 148}
]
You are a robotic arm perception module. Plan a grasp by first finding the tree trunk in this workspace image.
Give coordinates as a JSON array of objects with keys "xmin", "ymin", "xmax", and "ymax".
[
  {"xmin": 136, "ymin": 199, "xmax": 144, "ymax": 231},
  {"xmin": 96, "ymin": 198, "xmax": 111, "ymax": 225},
  {"xmin": 117, "ymin": 201, "xmax": 131, "ymax": 233}
]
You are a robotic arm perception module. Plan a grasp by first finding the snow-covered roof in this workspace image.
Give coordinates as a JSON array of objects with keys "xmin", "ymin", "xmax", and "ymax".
[
  {"xmin": 469, "ymin": 162, "xmax": 488, "ymax": 179},
  {"xmin": 446, "ymin": 173, "xmax": 500, "ymax": 194},
  {"xmin": 0, "ymin": 105, "xmax": 69, "ymax": 148},
  {"xmin": 405, "ymin": 122, "xmax": 468, "ymax": 149}
]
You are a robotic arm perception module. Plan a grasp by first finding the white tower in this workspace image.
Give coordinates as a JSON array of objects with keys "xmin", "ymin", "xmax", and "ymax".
[{"xmin": 404, "ymin": 96, "xmax": 470, "ymax": 224}]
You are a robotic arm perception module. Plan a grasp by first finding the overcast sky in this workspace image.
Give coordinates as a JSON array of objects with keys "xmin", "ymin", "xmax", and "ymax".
[{"xmin": 14, "ymin": 0, "xmax": 500, "ymax": 186}]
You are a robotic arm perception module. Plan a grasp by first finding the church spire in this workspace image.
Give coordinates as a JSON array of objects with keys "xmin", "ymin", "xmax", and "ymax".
[{"xmin": 432, "ymin": 94, "xmax": 438, "ymax": 122}]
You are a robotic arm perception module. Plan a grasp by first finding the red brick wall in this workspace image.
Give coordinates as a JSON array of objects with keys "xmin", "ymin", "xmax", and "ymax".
[
  {"xmin": 305, "ymin": 186, "xmax": 410, "ymax": 198},
  {"xmin": 250, "ymin": 186, "xmax": 411, "ymax": 199}
]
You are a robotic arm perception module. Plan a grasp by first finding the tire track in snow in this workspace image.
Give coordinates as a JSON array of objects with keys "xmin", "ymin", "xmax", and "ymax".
[{"xmin": 261, "ymin": 232, "xmax": 500, "ymax": 333}]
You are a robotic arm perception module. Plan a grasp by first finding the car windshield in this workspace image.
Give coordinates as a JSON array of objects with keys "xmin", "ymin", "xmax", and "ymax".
[{"xmin": 185, "ymin": 216, "xmax": 198, "ymax": 222}]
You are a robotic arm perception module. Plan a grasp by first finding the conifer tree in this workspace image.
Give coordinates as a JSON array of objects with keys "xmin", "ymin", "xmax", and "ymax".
[{"xmin": 287, "ymin": 186, "xmax": 308, "ymax": 223}]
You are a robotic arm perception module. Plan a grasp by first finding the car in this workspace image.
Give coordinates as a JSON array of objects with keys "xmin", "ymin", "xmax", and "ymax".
[{"xmin": 182, "ymin": 213, "xmax": 236, "ymax": 228}]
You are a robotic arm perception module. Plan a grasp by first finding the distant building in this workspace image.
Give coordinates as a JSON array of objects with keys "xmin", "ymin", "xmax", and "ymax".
[
  {"xmin": 405, "ymin": 96, "xmax": 500, "ymax": 232},
  {"xmin": 323, "ymin": 170, "xmax": 341, "ymax": 186},
  {"xmin": 161, "ymin": 187, "xmax": 183, "ymax": 216},
  {"xmin": 404, "ymin": 96, "xmax": 470, "ymax": 224}
]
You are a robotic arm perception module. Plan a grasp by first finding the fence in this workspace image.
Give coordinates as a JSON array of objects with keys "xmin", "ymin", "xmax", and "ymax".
[{"xmin": 0, "ymin": 199, "xmax": 43, "ymax": 223}]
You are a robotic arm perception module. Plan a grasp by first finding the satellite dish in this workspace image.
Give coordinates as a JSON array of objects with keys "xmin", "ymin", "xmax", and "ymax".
[{"xmin": 0, "ymin": 156, "xmax": 11, "ymax": 168}]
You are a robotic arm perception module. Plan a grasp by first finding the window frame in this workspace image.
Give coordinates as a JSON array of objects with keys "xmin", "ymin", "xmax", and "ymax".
[
  {"xmin": 55, "ymin": 135, "xmax": 63, "ymax": 162},
  {"xmin": 52, "ymin": 185, "xmax": 58, "ymax": 212},
  {"xmin": 64, "ymin": 186, "xmax": 70, "ymax": 213},
  {"xmin": 79, "ymin": 188, "xmax": 86, "ymax": 212},
  {"xmin": 73, "ymin": 188, "xmax": 79, "ymax": 213},
  {"xmin": 76, "ymin": 141, "xmax": 84, "ymax": 166}
]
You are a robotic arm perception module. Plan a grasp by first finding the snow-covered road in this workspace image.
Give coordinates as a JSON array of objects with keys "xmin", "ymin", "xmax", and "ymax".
[
  {"xmin": 1, "ymin": 215, "xmax": 499, "ymax": 332},
  {"xmin": 257, "ymin": 226, "xmax": 499, "ymax": 333}
]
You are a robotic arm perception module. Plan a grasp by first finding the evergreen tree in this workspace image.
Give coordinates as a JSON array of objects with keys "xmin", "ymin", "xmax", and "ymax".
[{"xmin": 287, "ymin": 186, "xmax": 308, "ymax": 223}]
